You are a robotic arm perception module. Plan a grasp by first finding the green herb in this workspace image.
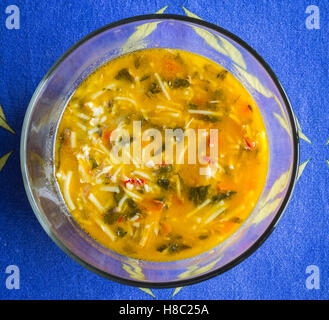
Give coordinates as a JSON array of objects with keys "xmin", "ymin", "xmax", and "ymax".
[
  {"xmin": 134, "ymin": 57, "xmax": 141, "ymax": 69},
  {"xmin": 216, "ymin": 70, "xmax": 227, "ymax": 80},
  {"xmin": 188, "ymin": 103, "xmax": 199, "ymax": 109},
  {"xmin": 199, "ymin": 234, "xmax": 209, "ymax": 240},
  {"xmin": 171, "ymin": 78, "xmax": 190, "ymax": 88},
  {"xmin": 127, "ymin": 198, "xmax": 137, "ymax": 209},
  {"xmin": 189, "ymin": 185, "xmax": 210, "ymax": 205},
  {"xmin": 157, "ymin": 164, "xmax": 173, "ymax": 175},
  {"xmin": 168, "ymin": 242, "xmax": 191, "ymax": 253},
  {"xmin": 114, "ymin": 186, "xmax": 125, "ymax": 204},
  {"xmin": 213, "ymin": 89, "xmax": 226, "ymax": 101},
  {"xmin": 212, "ymin": 191, "xmax": 237, "ymax": 203},
  {"xmin": 157, "ymin": 244, "xmax": 168, "ymax": 252},
  {"xmin": 149, "ymin": 82, "xmax": 161, "ymax": 94},
  {"xmin": 157, "ymin": 178, "xmax": 170, "ymax": 190},
  {"xmin": 231, "ymin": 217, "xmax": 242, "ymax": 224},
  {"xmin": 200, "ymin": 115, "xmax": 221, "ymax": 123},
  {"xmin": 90, "ymin": 158, "xmax": 98, "ymax": 169},
  {"xmin": 115, "ymin": 68, "xmax": 134, "ymax": 82},
  {"xmin": 116, "ymin": 227, "xmax": 127, "ymax": 238},
  {"xmin": 103, "ymin": 208, "xmax": 118, "ymax": 225},
  {"xmin": 140, "ymin": 74, "xmax": 150, "ymax": 81}
]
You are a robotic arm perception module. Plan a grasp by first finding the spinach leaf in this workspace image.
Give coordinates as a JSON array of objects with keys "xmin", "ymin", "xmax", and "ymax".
[
  {"xmin": 157, "ymin": 178, "xmax": 170, "ymax": 190},
  {"xmin": 189, "ymin": 185, "xmax": 210, "ymax": 205},
  {"xmin": 200, "ymin": 115, "xmax": 221, "ymax": 123},
  {"xmin": 149, "ymin": 82, "xmax": 161, "ymax": 94},
  {"xmin": 168, "ymin": 242, "xmax": 191, "ymax": 253},
  {"xmin": 140, "ymin": 74, "xmax": 150, "ymax": 81},
  {"xmin": 115, "ymin": 68, "xmax": 134, "ymax": 82},
  {"xmin": 103, "ymin": 208, "xmax": 119, "ymax": 225},
  {"xmin": 171, "ymin": 78, "xmax": 190, "ymax": 88},
  {"xmin": 114, "ymin": 186, "xmax": 125, "ymax": 204},
  {"xmin": 216, "ymin": 70, "xmax": 227, "ymax": 80},
  {"xmin": 116, "ymin": 227, "xmax": 127, "ymax": 238},
  {"xmin": 212, "ymin": 191, "xmax": 236, "ymax": 203}
]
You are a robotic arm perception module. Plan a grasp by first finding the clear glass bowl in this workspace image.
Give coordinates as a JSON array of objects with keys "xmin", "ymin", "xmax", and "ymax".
[{"xmin": 20, "ymin": 14, "xmax": 299, "ymax": 288}]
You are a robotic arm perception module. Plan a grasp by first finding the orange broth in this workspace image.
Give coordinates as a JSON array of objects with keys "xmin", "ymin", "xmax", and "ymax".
[{"xmin": 55, "ymin": 49, "xmax": 269, "ymax": 261}]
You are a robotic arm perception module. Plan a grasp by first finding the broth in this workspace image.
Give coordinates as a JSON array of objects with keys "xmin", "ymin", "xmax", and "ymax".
[{"xmin": 55, "ymin": 49, "xmax": 268, "ymax": 261}]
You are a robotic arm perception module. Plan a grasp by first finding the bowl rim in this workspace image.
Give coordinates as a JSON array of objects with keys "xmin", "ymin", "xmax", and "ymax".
[{"xmin": 20, "ymin": 13, "xmax": 299, "ymax": 289}]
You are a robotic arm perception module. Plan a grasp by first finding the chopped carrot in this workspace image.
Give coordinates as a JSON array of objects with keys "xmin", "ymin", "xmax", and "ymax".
[
  {"xmin": 161, "ymin": 59, "xmax": 182, "ymax": 79},
  {"xmin": 236, "ymin": 99, "xmax": 253, "ymax": 119},
  {"xmin": 102, "ymin": 129, "xmax": 112, "ymax": 144},
  {"xmin": 160, "ymin": 222, "xmax": 172, "ymax": 236},
  {"xmin": 221, "ymin": 221, "xmax": 236, "ymax": 233},
  {"xmin": 142, "ymin": 199, "xmax": 165, "ymax": 213},
  {"xmin": 217, "ymin": 181, "xmax": 236, "ymax": 191}
]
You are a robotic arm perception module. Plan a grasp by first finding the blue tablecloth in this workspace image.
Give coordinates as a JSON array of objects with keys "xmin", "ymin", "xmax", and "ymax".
[{"xmin": 0, "ymin": 0, "xmax": 328, "ymax": 300}]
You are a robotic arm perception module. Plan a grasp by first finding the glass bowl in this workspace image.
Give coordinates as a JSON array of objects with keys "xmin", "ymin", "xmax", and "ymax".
[{"xmin": 20, "ymin": 14, "xmax": 299, "ymax": 288}]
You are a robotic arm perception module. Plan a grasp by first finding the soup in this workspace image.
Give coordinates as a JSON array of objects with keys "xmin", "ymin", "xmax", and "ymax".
[{"xmin": 55, "ymin": 48, "xmax": 269, "ymax": 262}]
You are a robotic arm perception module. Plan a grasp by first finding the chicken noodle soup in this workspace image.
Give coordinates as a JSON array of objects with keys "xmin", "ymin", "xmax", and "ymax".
[{"xmin": 55, "ymin": 48, "xmax": 269, "ymax": 261}]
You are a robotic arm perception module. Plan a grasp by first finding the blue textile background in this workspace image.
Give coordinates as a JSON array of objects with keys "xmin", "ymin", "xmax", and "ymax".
[{"xmin": 0, "ymin": 0, "xmax": 328, "ymax": 300}]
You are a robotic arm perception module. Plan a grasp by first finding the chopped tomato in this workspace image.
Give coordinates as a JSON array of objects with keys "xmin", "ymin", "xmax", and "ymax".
[
  {"xmin": 123, "ymin": 178, "xmax": 146, "ymax": 188},
  {"xmin": 142, "ymin": 199, "xmax": 165, "ymax": 213},
  {"xmin": 217, "ymin": 181, "xmax": 236, "ymax": 191},
  {"xmin": 102, "ymin": 129, "xmax": 112, "ymax": 144},
  {"xmin": 244, "ymin": 137, "xmax": 256, "ymax": 150}
]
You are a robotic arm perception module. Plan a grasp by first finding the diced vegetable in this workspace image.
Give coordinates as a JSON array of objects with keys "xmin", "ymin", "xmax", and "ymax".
[
  {"xmin": 116, "ymin": 227, "xmax": 127, "ymax": 237},
  {"xmin": 170, "ymin": 78, "xmax": 190, "ymax": 88},
  {"xmin": 104, "ymin": 208, "xmax": 119, "ymax": 225},
  {"xmin": 189, "ymin": 185, "xmax": 210, "ymax": 205},
  {"xmin": 212, "ymin": 191, "xmax": 236, "ymax": 203},
  {"xmin": 157, "ymin": 178, "xmax": 170, "ymax": 190},
  {"xmin": 115, "ymin": 68, "xmax": 134, "ymax": 82}
]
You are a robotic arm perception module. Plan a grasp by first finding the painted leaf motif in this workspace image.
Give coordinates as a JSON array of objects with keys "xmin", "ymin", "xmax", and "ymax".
[
  {"xmin": 122, "ymin": 260, "xmax": 145, "ymax": 280},
  {"xmin": 235, "ymin": 66, "xmax": 273, "ymax": 98},
  {"xmin": 273, "ymin": 112, "xmax": 291, "ymax": 136},
  {"xmin": 215, "ymin": 34, "xmax": 246, "ymax": 69},
  {"xmin": 172, "ymin": 287, "xmax": 184, "ymax": 298},
  {"xmin": 178, "ymin": 255, "xmax": 222, "ymax": 279},
  {"xmin": 253, "ymin": 197, "xmax": 282, "ymax": 225},
  {"xmin": 182, "ymin": 7, "xmax": 227, "ymax": 55},
  {"xmin": 253, "ymin": 170, "xmax": 290, "ymax": 225},
  {"xmin": 297, "ymin": 159, "xmax": 310, "ymax": 180},
  {"xmin": 0, "ymin": 104, "xmax": 15, "ymax": 134},
  {"xmin": 0, "ymin": 151, "xmax": 13, "ymax": 172},
  {"xmin": 186, "ymin": 23, "xmax": 227, "ymax": 56},
  {"xmin": 138, "ymin": 287, "xmax": 156, "ymax": 298},
  {"xmin": 0, "ymin": 104, "xmax": 6, "ymax": 120},
  {"xmin": 258, "ymin": 170, "xmax": 289, "ymax": 212},
  {"xmin": 295, "ymin": 116, "xmax": 311, "ymax": 144},
  {"xmin": 121, "ymin": 6, "xmax": 168, "ymax": 53},
  {"xmin": 182, "ymin": 7, "xmax": 246, "ymax": 68}
]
